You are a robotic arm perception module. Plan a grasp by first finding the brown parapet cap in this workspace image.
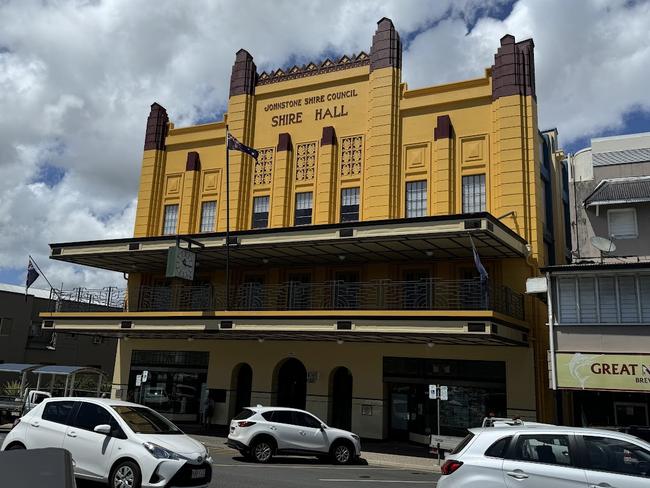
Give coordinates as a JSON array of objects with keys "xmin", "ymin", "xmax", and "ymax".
[
  {"xmin": 277, "ymin": 133, "xmax": 292, "ymax": 152},
  {"xmin": 370, "ymin": 17, "xmax": 402, "ymax": 72},
  {"xmin": 143, "ymin": 102, "xmax": 169, "ymax": 151},
  {"xmin": 229, "ymin": 49, "xmax": 257, "ymax": 97},
  {"xmin": 491, "ymin": 34, "xmax": 536, "ymax": 101},
  {"xmin": 321, "ymin": 126, "xmax": 337, "ymax": 146},
  {"xmin": 185, "ymin": 151, "xmax": 201, "ymax": 171},
  {"xmin": 434, "ymin": 115, "xmax": 453, "ymax": 141}
]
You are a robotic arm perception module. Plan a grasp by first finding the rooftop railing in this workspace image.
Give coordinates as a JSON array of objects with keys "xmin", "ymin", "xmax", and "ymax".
[{"xmin": 51, "ymin": 279, "xmax": 524, "ymax": 320}]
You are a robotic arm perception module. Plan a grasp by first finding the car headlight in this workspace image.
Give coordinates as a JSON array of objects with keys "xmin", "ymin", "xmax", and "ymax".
[{"xmin": 143, "ymin": 442, "xmax": 182, "ymax": 460}]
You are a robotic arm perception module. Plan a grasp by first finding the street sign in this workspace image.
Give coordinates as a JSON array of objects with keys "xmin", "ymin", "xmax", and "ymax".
[
  {"xmin": 439, "ymin": 385, "xmax": 448, "ymax": 401},
  {"xmin": 135, "ymin": 375, "xmax": 142, "ymax": 387},
  {"xmin": 142, "ymin": 370, "xmax": 149, "ymax": 383},
  {"xmin": 428, "ymin": 384, "xmax": 437, "ymax": 399},
  {"xmin": 430, "ymin": 435, "xmax": 462, "ymax": 451}
]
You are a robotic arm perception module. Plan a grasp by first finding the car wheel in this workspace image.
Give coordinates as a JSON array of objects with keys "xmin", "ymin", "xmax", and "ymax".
[
  {"xmin": 251, "ymin": 438, "xmax": 274, "ymax": 463},
  {"xmin": 6, "ymin": 443, "xmax": 26, "ymax": 450},
  {"xmin": 110, "ymin": 460, "xmax": 141, "ymax": 488},
  {"xmin": 331, "ymin": 441, "xmax": 353, "ymax": 465}
]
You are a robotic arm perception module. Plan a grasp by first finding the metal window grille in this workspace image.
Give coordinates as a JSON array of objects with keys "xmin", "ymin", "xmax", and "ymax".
[
  {"xmin": 462, "ymin": 174, "xmax": 486, "ymax": 213},
  {"xmin": 252, "ymin": 196, "xmax": 270, "ymax": 229},
  {"xmin": 162, "ymin": 204, "xmax": 179, "ymax": 235},
  {"xmin": 200, "ymin": 201, "xmax": 217, "ymax": 232},
  {"xmin": 340, "ymin": 187, "xmax": 360, "ymax": 222},
  {"xmin": 406, "ymin": 180, "xmax": 427, "ymax": 218},
  {"xmin": 295, "ymin": 192, "xmax": 313, "ymax": 226}
]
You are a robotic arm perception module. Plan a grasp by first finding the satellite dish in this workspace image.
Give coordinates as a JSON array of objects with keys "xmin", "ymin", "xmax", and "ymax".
[{"xmin": 591, "ymin": 236, "xmax": 616, "ymax": 253}]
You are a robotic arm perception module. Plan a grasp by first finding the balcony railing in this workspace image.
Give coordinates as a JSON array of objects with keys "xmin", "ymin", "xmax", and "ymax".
[{"xmin": 51, "ymin": 280, "xmax": 524, "ymax": 320}]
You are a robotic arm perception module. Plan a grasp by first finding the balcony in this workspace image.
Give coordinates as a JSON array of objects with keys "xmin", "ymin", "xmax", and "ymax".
[{"xmin": 51, "ymin": 279, "xmax": 524, "ymax": 320}]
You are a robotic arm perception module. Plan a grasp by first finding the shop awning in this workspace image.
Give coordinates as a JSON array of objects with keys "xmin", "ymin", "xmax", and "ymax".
[
  {"xmin": 31, "ymin": 365, "xmax": 106, "ymax": 377},
  {"xmin": 0, "ymin": 363, "xmax": 40, "ymax": 374},
  {"xmin": 584, "ymin": 176, "xmax": 650, "ymax": 207},
  {"xmin": 48, "ymin": 213, "xmax": 528, "ymax": 273}
]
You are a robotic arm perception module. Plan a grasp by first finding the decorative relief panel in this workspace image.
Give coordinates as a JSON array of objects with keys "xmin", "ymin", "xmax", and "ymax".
[
  {"xmin": 340, "ymin": 135, "xmax": 363, "ymax": 177},
  {"xmin": 165, "ymin": 174, "xmax": 182, "ymax": 196},
  {"xmin": 461, "ymin": 135, "xmax": 488, "ymax": 167},
  {"xmin": 405, "ymin": 143, "xmax": 428, "ymax": 171},
  {"xmin": 254, "ymin": 148, "xmax": 274, "ymax": 185},
  {"xmin": 295, "ymin": 142, "xmax": 317, "ymax": 181},
  {"xmin": 202, "ymin": 169, "xmax": 221, "ymax": 195}
]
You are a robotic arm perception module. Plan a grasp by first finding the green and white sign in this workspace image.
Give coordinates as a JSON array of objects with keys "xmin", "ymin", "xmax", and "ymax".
[{"xmin": 556, "ymin": 353, "xmax": 650, "ymax": 392}]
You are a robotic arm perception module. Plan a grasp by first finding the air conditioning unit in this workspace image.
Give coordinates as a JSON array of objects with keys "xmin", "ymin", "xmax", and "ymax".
[{"xmin": 93, "ymin": 336, "xmax": 103, "ymax": 345}]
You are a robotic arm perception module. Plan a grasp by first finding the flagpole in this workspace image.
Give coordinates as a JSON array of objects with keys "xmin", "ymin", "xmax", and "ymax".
[{"xmin": 225, "ymin": 125, "xmax": 230, "ymax": 311}]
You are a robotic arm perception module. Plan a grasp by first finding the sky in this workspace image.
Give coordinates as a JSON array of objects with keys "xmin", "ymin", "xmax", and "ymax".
[{"xmin": 1, "ymin": 0, "xmax": 650, "ymax": 290}]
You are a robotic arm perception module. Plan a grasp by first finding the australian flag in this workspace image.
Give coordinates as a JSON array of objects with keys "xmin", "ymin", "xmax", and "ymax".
[
  {"xmin": 227, "ymin": 133, "xmax": 259, "ymax": 160},
  {"xmin": 26, "ymin": 258, "xmax": 39, "ymax": 294}
]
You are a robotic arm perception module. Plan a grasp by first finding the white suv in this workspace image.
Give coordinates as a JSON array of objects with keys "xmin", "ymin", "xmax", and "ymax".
[
  {"xmin": 1, "ymin": 397, "xmax": 212, "ymax": 488},
  {"xmin": 227, "ymin": 406, "xmax": 361, "ymax": 464},
  {"xmin": 438, "ymin": 425, "xmax": 650, "ymax": 487}
]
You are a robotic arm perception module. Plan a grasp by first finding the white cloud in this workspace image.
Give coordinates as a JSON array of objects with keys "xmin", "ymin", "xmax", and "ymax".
[{"xmin": 0, "ymin": 0, "xmax": 649, "ymax": 289}]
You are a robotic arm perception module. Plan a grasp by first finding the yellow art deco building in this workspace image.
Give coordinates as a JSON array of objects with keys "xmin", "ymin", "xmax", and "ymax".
[{"xmin": 43, "ymin": 18, "xmax": 567, "ymax": 441}]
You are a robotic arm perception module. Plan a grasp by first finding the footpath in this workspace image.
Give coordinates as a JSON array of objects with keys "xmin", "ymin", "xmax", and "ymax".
[{"xmin": 193, "ymin": 434, "xmax": 442, "ymax": 473}]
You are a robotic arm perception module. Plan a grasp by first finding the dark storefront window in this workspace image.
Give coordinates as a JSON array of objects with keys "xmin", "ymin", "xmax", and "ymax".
[
  {"xmin": 129, "ymin": 351, "xmax": 209, "ymax": 423},
  {"xmin": 384, "ymin": 357, "xmax": 506, "ymax": 439}
]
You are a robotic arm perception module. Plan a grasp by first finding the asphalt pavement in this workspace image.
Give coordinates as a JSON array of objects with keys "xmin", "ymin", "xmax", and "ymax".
[{"xmin": 1, "ymin": 432, "xmax": 441, "ymax": 487}]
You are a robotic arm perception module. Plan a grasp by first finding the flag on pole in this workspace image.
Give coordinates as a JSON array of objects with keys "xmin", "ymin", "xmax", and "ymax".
[
  {"xmin": 470, "ymin": 237, "xmax": 488, "ymax": 282},
  {"xmin": 26, "ymin": 258, "xmax": 40, "ymax": 293},
  {"xmin": 227, "ymin": 133, "xmax": 259, "ymax": 160}
]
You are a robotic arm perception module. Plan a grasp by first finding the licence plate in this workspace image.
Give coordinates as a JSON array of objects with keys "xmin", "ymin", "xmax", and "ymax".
[{"xmin": 191, "ymin": 469, "xmax": 206, "ymax": 479}]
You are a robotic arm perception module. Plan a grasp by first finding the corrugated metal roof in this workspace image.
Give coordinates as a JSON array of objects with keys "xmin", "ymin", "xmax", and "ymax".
[
  {"xmin": 584, "ymin": 177, "xmax": 650, "ymax": 206},
  {"xmin": 593, "ymin": 148, "xmax": 650, "ymax": 166}
]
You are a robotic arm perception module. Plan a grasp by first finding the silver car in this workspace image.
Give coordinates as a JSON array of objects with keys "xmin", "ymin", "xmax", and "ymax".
[{"xmin": 438, "ymin": 425, "xmax": 650, "ymax": 487}]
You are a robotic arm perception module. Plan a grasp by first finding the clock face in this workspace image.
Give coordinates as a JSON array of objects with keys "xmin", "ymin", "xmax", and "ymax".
[{"xmin": 166, "ymin": 246, "xmax": 196, "ymax": 281}]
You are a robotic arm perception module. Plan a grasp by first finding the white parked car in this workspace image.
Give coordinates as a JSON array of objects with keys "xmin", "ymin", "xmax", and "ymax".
[
  {"xmin": 438, "ymin": 424, "xmax": 650, "ymax": 487},
  {"xmin": 1, "ymin": 397, "xmax": 212, "ymax": 488},
  {"xmin": 227, "ymin": 406, "xmax": 361, "ymax": 464}
]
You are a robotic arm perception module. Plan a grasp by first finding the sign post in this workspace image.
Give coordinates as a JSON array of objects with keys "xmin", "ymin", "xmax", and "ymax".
[{"xmin": 429, "ymin": 384, "xmax": 449, "ymax": 465}]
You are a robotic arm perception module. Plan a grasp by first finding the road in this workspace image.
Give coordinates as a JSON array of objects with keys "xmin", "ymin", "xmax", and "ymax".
[{"xmin": 2, "ymin": 432, "xmax": 440, "ymax": 487}]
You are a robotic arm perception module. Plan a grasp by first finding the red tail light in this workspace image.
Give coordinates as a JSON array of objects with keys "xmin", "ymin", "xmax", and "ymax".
[
  {"xmin": 440, "ymin": 460, "xmax": 463, "ymax": 475},
  {"xmin": 237, "ymin": 421, "xmax": 256, "ymax": 427}
]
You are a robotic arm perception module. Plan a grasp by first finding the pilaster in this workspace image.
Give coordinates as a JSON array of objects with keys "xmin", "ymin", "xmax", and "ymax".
[
  {"xmin": 433, "ymin": 115, "xmax": 454, "ymax": 215},
  {"xmin": 315, "ymin": 126, "xmax": 337, "ymax": 224},
  {"xmin": 365, "ymin": 18, "xmax": 402, "ymax": 221},
  {"xmin": 270, "ymin": 133, "xmax": 292, "ymax": 227},
  {"xmin": 178, "ymin": 152, "xmax": 201, "ymax": 234},
  {"xmin": 134, "ymin": 103, "xmax": 169, "ymax": 237}
]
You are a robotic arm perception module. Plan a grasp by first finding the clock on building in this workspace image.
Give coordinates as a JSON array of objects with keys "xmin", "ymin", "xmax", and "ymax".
[{"xmin": 165, "ymin": 246, "xmax": 196, "ymax": 281}]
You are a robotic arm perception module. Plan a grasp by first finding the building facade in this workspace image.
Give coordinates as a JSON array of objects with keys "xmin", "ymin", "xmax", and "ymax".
[
  {"xmin": 541, "ymin": 132, "xmax": 650, "ymax": 435},
  {"xmin": 0, "ymin": 284, "xmax": 117, "ymax": 377},
  {"xmin": 42, "ymin": 18, "xmax": 564, "ymax": 440}
]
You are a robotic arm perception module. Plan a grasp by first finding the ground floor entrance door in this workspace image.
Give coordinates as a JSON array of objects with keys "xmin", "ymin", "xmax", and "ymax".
[{"xmin": 276, "ymin": 358, "xmax": 307, "ymax": 410}]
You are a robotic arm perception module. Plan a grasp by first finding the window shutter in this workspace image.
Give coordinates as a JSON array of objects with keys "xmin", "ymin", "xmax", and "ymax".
[
  {"xmin": 578, "ymin": 277, "xmax": 597, "ymax": 322},
  {"xmin": 639, "ymin": 275, "xmax": 650, "ymax": 321},
  {"xmin": 617, "ymin": 276, "xmax": 639, "ymax": 323},
  {"xmin": 557, "ymin": 277, "xmax": 578, "ymax": 323},
  {"xmin": 598, "ymin": 277, "xmax": 617, "ymax": 323},
  {"xmin": 608, "ymin": 209, "xmax": 637, "ymax": 238}
]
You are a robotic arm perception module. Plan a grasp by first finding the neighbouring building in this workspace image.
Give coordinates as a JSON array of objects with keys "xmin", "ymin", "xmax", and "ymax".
[
  {"xmin": 41, "ymin": 18, "xmax": 566, "ymax": 440},
  {"xmin": 541, "ymin": 132, "xmax": 650, "ymax": 434},
  {"xmin": 0, "ymin": 284, "xmax": 117, "ymax": 380}
]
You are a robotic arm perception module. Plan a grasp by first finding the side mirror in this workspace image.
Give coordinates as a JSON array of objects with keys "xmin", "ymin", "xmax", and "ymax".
[{"xmin": 93, "ymin": 424, "xmax": 112, "ymax": 435}]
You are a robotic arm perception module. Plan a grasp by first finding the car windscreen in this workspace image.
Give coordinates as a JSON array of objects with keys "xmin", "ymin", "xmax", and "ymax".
[{"xmin": 112, "ymin": 405, "xmax": 182, "ymax": 434}]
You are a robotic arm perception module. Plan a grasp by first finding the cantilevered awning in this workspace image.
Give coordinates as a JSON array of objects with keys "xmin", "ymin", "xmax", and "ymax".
[
  {"xmin": 31, "ymin": 365, "xmax": 106, "ymax": 377},
  {"xmin": 49, "ymin": 213, "xmax": 528, "ymax": 273},
  {"xmin": 0, "ymin": 363, "xmax": 40, "ymax": 374},
  {"xmin": 584, "ymin": 176, "xmax": 650, "ymax": 207}
]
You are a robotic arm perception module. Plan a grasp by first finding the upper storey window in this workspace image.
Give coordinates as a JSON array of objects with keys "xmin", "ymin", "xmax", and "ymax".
[
  {"xmin": 295, "ymin": 192, "xmax": 313, "ymax": 226},
  {"xmin": 341, "ymin": 187, "xmax": 360, "ymax": 222},
  {"xmin": 162, "ymin": 204, "xmax": 179, "ymax": 235},
  {"xmin": 462, "ymin": 174, "xmax": 486, "ymax": 213},
  {"xmin": 200, "ymin": 201, "xmax": 217, "ymax": 233},
  {"xmin": 608, "ymin": 208, "xmax": 637, "ymax": 239},
  {"xmin": 252, "ymin": 196, "xmax": 270, "ymax": 229},
  {"xmin": 406, "ymin": 180, "xmax": 427, "ymax": 218}
]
